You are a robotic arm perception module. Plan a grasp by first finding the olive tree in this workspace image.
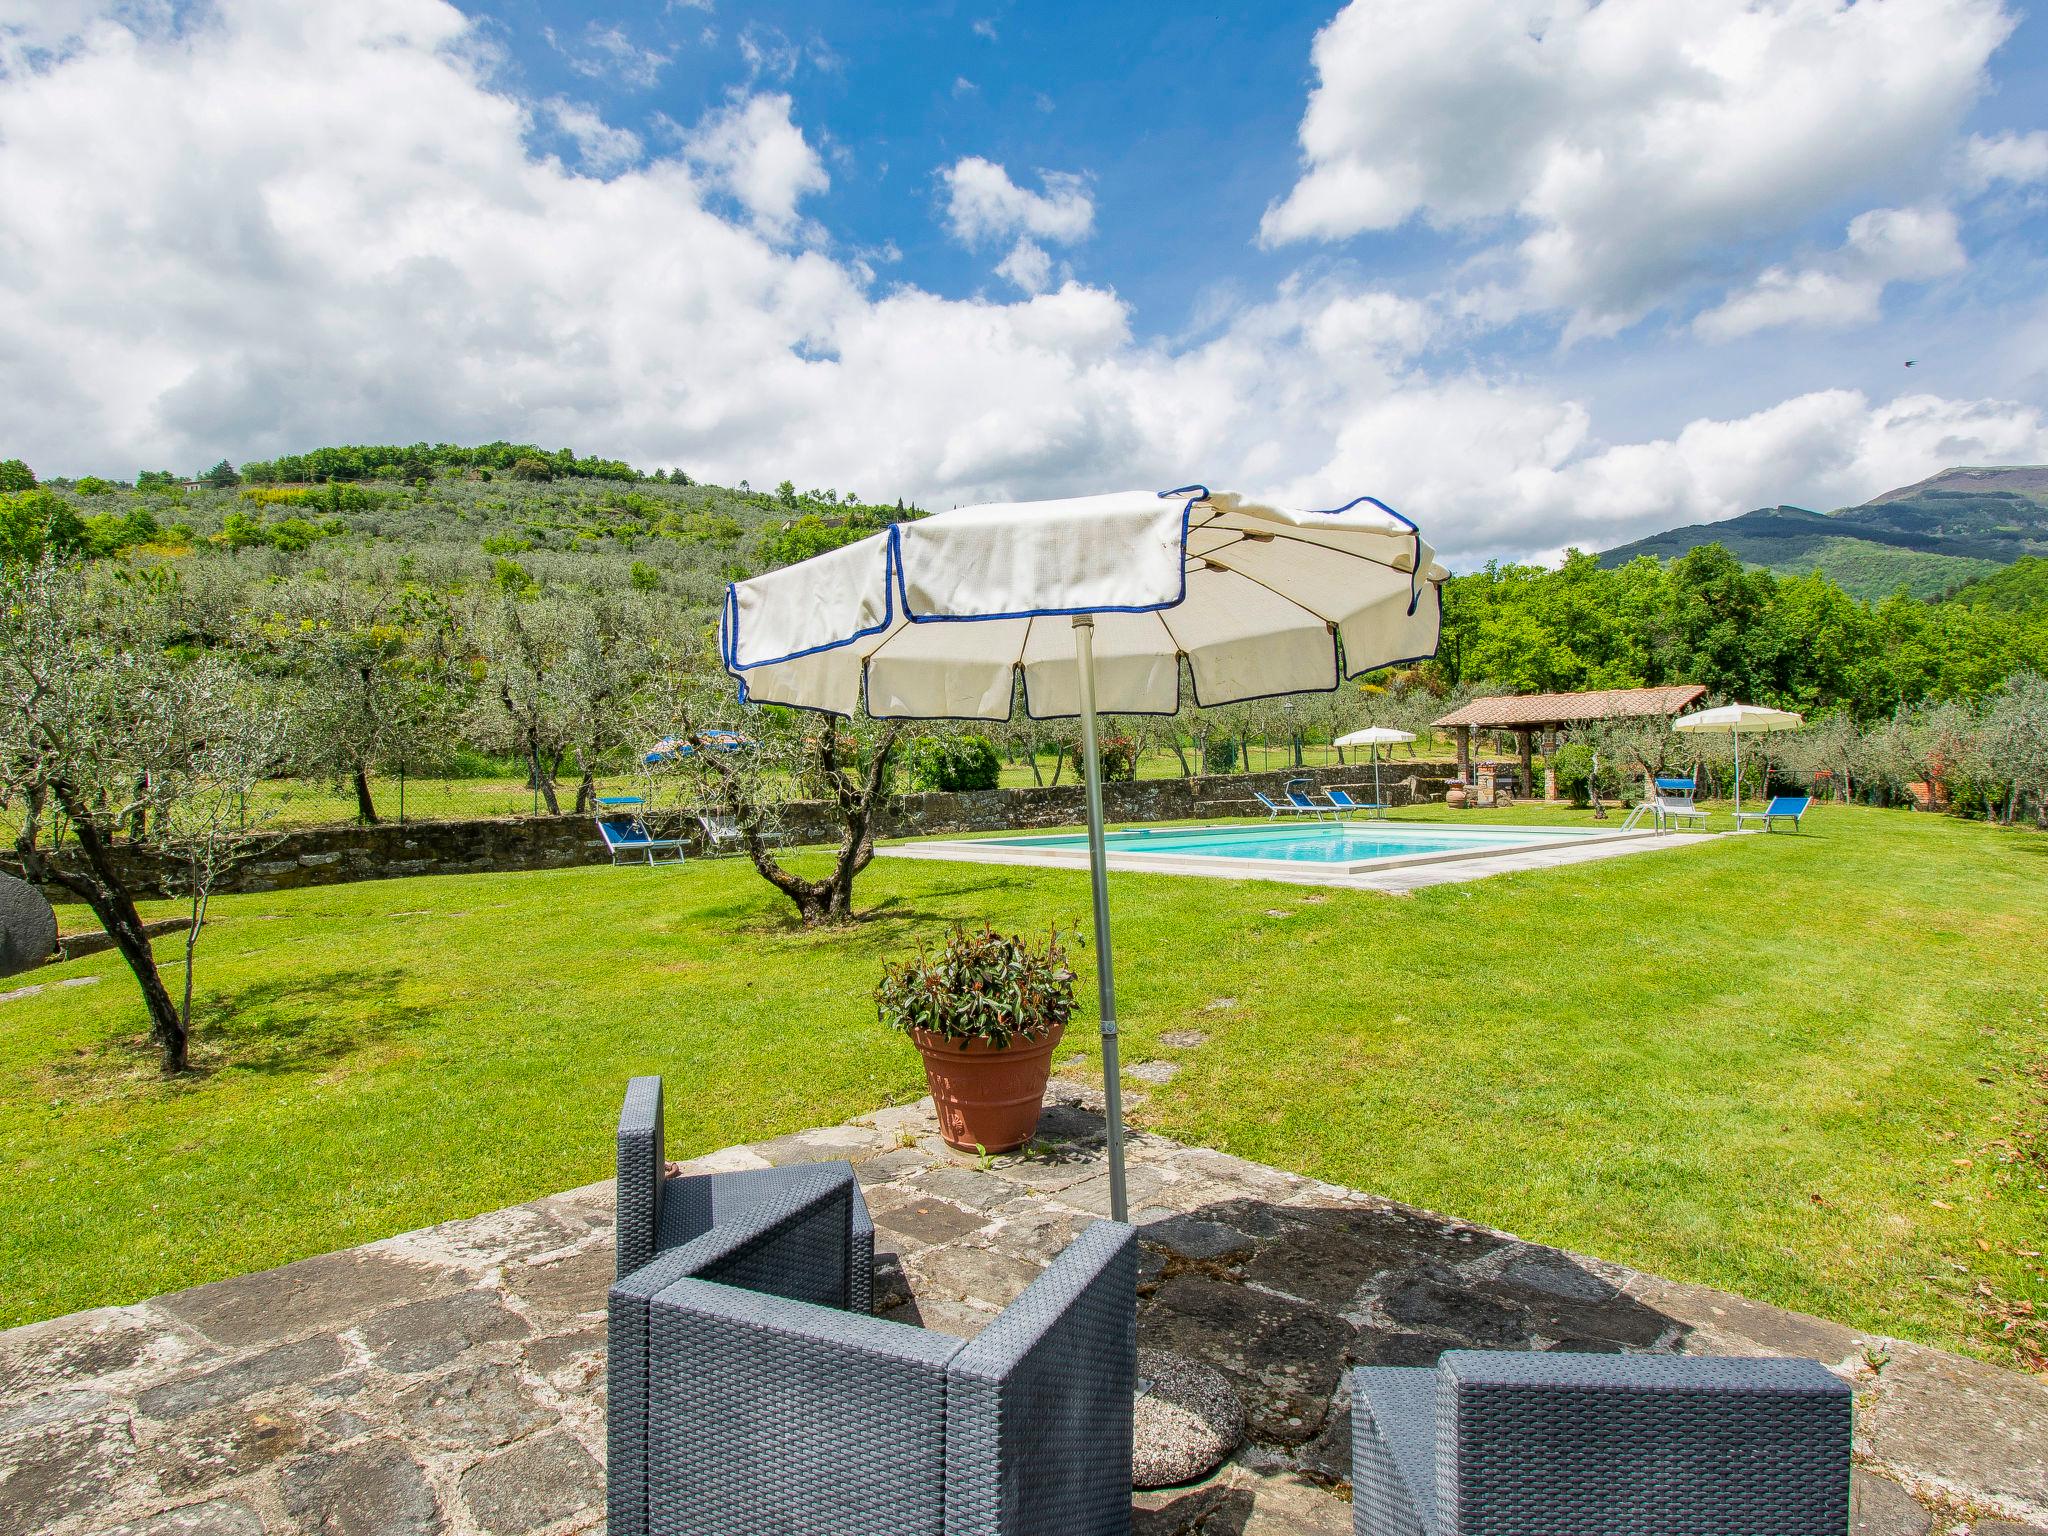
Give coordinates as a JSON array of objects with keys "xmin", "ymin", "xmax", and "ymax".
[
  {"xmin": 636, "ymin": 635, "xmax": 902, "ymax": 926},
  {"xmin": 0, "ymin": 559, "xmax": 287, "ymax": 1073},
  {"xmin": 268, "ymin": 580, "xmax": 465, "ymax": 822}
]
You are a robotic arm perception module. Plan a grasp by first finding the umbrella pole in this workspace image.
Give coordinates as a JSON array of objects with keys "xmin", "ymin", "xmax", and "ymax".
[
  {"xmin": 1733, "ymin": 728, "xmax": 1742, "ymax": 820},
  {"xmin": 1373, "ymin": 744, "xmax": 1383, "ymax": 815},
  {"xmin": 1072, "ymin": 616, "xmax": 1129, "ymax": 1223}
]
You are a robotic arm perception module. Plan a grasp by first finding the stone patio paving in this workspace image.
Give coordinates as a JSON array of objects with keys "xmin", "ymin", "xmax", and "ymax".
[{"xmin": 4, "ymin": 1082, "xmax": 2045, "ymax": 1536}]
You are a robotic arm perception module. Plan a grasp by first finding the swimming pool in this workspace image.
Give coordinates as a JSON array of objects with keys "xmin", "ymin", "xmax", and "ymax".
[{"xmin": 880, "ymin": 817, "xmax": 1681, "ymax": 889}]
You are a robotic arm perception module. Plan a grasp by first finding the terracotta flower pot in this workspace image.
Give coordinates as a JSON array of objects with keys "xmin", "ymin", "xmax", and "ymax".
[
  {"xmin": 910, "ymin": 1020, "xmax": 1065, "ymax": 1153},
  {"xmin": 1445, "ymin": 784, "xmax": 1469, "ymax": 809}
]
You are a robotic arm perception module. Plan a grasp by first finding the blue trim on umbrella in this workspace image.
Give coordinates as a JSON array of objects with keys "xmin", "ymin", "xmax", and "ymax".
[
  {"xmin": 889, "ymin": 491, "xmax": 1200, "ymax": 626},
  {"xmin": 721, "ymin": 534, "xmax": 897, "ymax": 672},
  {"xmin": 1299, "ymin": 493, "xmax": 1426, "ymax": 615}
]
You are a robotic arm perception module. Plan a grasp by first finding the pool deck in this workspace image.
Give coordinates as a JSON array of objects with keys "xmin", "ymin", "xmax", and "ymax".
[
  {"xmin": 7, "ymin": 1082, "xmax": 2042, "ymax": 1536},
  {"xmin": 881, "ymin": 820, "xmax": 1728, "ymax": 892}
]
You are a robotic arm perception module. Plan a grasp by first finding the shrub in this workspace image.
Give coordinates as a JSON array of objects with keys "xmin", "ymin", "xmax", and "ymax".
[
  {"xmin": 0, "ymin": 459, "xmax": 35, "ymax": 492},
  {"xmin": 1550, "ymin": 742, "xmax": 1596, "ymax": 806},
  {"xmin": 902, "ymin": 733, "xmax": 1002, "ymax": 792},
  {"xmin": 72, "ymin": 476, "xmax": 114, "ymax": 496},
  {"xmin": 874, "ymin": 925, "xmax": 1076, "ymax": 1048},
  {"xmin": 1201, "ymin": 735, "xmax": 1238, "ymax": 773},
  {"xmin": 1098, "ymin": 733, "xmax": 1138, "ymax": 781}
]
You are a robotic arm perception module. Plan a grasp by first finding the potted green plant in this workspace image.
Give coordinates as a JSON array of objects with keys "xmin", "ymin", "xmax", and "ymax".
[{"xmin": 875, "ymin": 924, "xmax": 1076, "ymax": 1153}]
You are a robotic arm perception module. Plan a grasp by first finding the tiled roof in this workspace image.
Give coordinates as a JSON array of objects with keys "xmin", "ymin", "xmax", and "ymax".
[{"xmin": 1431, "ymin": 685, "xmax": 1707, "ymax": 729}]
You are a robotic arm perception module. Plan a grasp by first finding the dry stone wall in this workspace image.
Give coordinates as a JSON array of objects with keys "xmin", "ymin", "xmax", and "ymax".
[{"xmin": 19, "ymin": 760, "xmax": 1459, "ymax": 902}]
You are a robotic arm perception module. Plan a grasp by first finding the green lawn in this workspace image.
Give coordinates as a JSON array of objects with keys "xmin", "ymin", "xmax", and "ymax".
[{"xmin": 3, "ymin": 804, "xmax": 2043, "ymax": 1372}]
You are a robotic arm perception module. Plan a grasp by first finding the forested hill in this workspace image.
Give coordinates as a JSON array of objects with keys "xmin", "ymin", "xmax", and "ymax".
[{"xmin": 1596, "ymin": 465, "xmax": 2048, "ymax": 600}]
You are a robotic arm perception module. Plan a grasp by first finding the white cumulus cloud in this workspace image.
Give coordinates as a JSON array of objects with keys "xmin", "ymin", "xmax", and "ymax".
[
  {"xmin": 1960, "ymin": 129, "xmax": 2048, "ymax": 190},
  {"xmin": 1262, "ymin": 0, "xmax": 2016, "ymax": 336},
  {"xmin": 680, "ymin": 91, "xmax": 828, "ymax": 240},
  {"xmin": 542, "ymin": 97, "xmax": 643, "ymax": 176},
  {"xmin": 940, "ymin": 156, "xmax": 1094, "ymax": 247},
  {"xmin": 1694, "ymin": 205, "xmax": 1966, "ymax": 341},
  {"xmin": 994, "ymin": 238, "xmax": 1053, "ymax": 295}
]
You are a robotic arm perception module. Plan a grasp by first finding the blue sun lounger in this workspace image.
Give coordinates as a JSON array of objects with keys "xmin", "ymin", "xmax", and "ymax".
[
  {"xmin": 1255, "ymin": 790, "xmax": 1323, "ymax": 818},
  {"xmin": 1735, "ymin": 795, "xmax": 1810, "ymax": 832},
  {"xmin": 596, "ymin": 797, "xmax": 688, "ymax": 867},
  {"xmin": 1323, "ymin": 788, "xmax": 1386, "ymax": 820}
]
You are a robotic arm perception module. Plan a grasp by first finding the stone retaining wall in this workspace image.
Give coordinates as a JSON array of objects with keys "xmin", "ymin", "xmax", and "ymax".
[{"xmin": 21, "ymin": 759, "xmax": 1459, "ymax": 902}]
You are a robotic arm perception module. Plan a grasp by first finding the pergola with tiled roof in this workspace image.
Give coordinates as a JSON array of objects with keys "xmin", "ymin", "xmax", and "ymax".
[{"xmin": 1431, "ymin": 684, "xmax": 1707, "ymax": 785}]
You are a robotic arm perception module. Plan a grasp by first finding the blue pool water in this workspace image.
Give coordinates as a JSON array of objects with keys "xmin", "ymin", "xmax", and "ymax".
[{"xmin": 981, "ymin": 821, "xmax": 1607, "ymax": 865}]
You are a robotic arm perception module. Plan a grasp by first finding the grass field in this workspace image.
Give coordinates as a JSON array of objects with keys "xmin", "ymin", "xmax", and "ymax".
[{"xmin": 4, "ymin": 804, "xmax": 2043, "ymax": 1371}]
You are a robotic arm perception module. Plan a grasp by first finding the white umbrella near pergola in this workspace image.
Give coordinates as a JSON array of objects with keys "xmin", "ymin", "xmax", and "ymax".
[
  {"xmin": 1672, "ymin": 703, "xmax": 1804, "ymax": 818},
  {"xmin": 720, "ymin": 486, "xmax": 1446, "ymax": 1219},
  {"xmin": 1332, "ymin": 726, "xmax": 1417, "ymax": 813}
]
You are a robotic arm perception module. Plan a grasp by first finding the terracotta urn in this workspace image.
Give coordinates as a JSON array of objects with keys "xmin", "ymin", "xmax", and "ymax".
[
  {"xmin": 911, "ymin": 1021, "xmax": 1065, "ymax": 1153},
  {"xmin": 1445, "ymin": 783, "xmax": 1470, "ymax": 810}
]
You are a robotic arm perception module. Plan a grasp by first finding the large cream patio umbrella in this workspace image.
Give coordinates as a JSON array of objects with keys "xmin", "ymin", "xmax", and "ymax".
[
  {"xmin": 720, "ymin": 486, "xmax": 1447, "ymax": 1218},
  {"xmin": 1672, "ymin": 703, "xmax": 1804, "ymax": 817}
]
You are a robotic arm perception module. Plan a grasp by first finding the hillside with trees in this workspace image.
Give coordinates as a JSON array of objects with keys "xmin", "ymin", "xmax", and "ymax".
[{"xmin": 1596, "ymin": 465, "xmax": 2048, "ymax": 599}]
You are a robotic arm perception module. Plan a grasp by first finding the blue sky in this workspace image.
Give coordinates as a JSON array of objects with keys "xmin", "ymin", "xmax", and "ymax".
[
  {"xmin": 3, "ymin": 0, "xmax": 2047, "ymax": 564},
  {"xmin": 483, "ymin": 0, "xmax": 2048, "ymax": 441}
]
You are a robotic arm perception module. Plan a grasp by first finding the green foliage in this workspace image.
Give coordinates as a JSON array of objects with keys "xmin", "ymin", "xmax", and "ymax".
[
  {"xmin": 0, "ymin": 490, "xmax": 90, "ymax": 564},
  {"xmin": 0, "ymin": 458, "xmax": 34, "ymax": 491},
  {"xmin": 902, "ymin": 734, "xmax": 1003, "ymax": 792},
  {"xmin": 1549, "ymin": 741, "xmax": 1595, "ymax": 806},
  {"xmin": 202, "ymin": 459, "xmax": 240, "ymax": 489},
  {"xmin": 874, "ymin": 924, "xmax": 1076, "ymax": 1047},
  {"xmin": 72, "ymin": 475, "xmax": 114, "ymax": 496},
  {"xmin": 1097, "ymin": 732, "xmax": 1139, "ymax": 781},
  {"xmin": 219, "ymin": 510, "xmax": 269, "ymax": 549},
  {"xmin": 629, "ymin": 560, "xmax": 661, "ymax": 592},
  {"xmin": 1202, "ymin": 735, "xmax": 1239, "ymax": 773},
  {"xmin": 1438, "ymin": 545, "xmax": 2048, "ymax": 720},
  {"xmin": 480, "ymin": 533, "xmax": 534, "ymax": 555},
  {"xmin": 492, "ymin": 557, "xmax": 536, "ymax": 593},
  {"xmin": 510, "ymin": 456, "xmax": 554, "ymax": 482},
  {"xmin": 268, "ymin": 517, "xmax": 319, "ymax": 554},
  {"xmin": 1940, "ymin": 556, "xmax": 2048, "ymax": 616},
  {"xmin": 135, "ymin": 469, "xmax": 176, "ymax": 489}
]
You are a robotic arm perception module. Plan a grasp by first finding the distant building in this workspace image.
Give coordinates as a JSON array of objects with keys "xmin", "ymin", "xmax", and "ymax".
[{"xmin": 1431, "ymin": 685, "xmax": 1707, "ymax": 785}]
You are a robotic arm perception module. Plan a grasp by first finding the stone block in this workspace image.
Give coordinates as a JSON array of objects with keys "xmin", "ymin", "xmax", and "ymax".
[
  {"xmin": 459, "ymin": 1432, "xmax": 604, "ymax": 1536},
  {"xmin": 154, "ymin": 1247, "xmax": 462, "ymax": 1351},
  {"xmin": 359, "ymin": 1290, "xmax": 529, "ymax": 1375},
  {"xmin": 392, "ymin": 1362, "xmax": 547, "ymax": 1451},
  {"xmin": 278, "ymin": 1438, "xmax": 440, "ymax": 1536},
  {"xmin": 135, "ymin": 1335, "xmax": 346, "ymax": 1421}
]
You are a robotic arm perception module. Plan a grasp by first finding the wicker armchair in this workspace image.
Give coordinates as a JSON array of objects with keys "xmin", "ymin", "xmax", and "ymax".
[
  {"xmin": 1350, "ymin": 1351, "xmax": 1851, "ymax": 1536},
  {"xmin": 607, "ymin": 1076, "xmax": 1138, "ymax": 1536}
]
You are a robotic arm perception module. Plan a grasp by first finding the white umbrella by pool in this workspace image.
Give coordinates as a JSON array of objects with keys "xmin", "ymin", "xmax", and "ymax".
[
  {"xmin": 1333, "ymin": 726, "xmax": 1417, "ymax": 812},
  {"xmin": 1672, "ymin": 703, "xmax": 1803, "ymax": 817},
  {"xmin": 720, "ymin": 486, "xmax": 1446, "ymax": 1219}
]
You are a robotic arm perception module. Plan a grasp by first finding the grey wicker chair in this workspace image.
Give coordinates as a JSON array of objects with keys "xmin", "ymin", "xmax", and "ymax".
[
  {"xmin": 607, "ymin": 1075, "xmax": 1138, "ymax": 1536},
  {"xmin": 611, "ymin": 1074, "xmax": 875, "ymax": 1312},
  {"xmin": 1351, "ymin": 1350, "xmax": 1851, "ymax": 1536}
]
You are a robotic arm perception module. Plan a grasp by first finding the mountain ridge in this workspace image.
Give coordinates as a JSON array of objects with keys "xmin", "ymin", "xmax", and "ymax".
[{"xmin": 1596, "ymin": 465, "xmax": 2048, "ymax": 599}]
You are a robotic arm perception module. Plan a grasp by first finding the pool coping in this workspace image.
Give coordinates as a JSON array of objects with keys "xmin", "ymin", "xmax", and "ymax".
[{"xmin": 878, "ymin": 818, "xmax": 1727, "ymax": 890}]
